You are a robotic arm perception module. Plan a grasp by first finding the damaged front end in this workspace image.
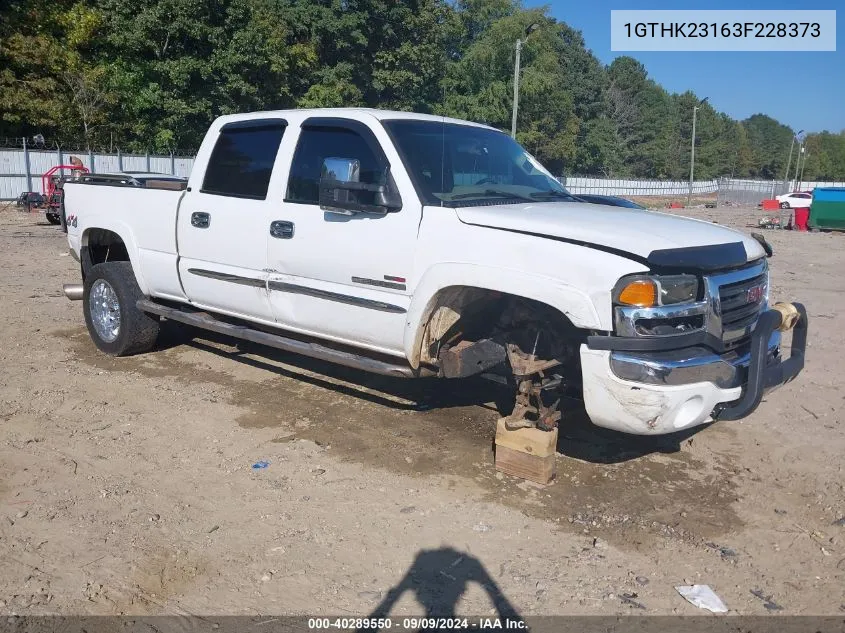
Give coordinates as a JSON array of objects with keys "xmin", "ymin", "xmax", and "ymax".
[{"xmin": 431, "ymin": 295, "xmax": 583, "ymax": 433}]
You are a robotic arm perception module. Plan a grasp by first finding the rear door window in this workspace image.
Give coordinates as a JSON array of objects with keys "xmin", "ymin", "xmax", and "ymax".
[{"xmin": 201, "ymin": 122, "xmax": 286, "ymax": 199}]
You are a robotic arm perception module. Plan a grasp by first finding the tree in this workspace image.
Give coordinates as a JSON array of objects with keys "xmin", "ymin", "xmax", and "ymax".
[
  {"xmin": 63, "ymin": 66, "xmax": 108, "ymax": 145},
  {"xmin": 743, "ymin": 114, "xmax": 794, "ymax": 179},
  {"xmin": 0, "ymin": 0, "xmax": 841, "ymax": 180}
]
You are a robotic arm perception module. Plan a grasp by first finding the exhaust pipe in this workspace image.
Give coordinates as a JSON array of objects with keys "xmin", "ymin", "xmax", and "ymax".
[{"xmin": 63, "ymin": 284, "xmax": 83, "ymax": 301}]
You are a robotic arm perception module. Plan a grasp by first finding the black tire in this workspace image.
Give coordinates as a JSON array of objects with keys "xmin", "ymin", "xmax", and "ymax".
[
  {"xmin": 779, "ymin": 202, "xmax": 790, "ymax": 209},
  {"xmin": 46, "ymin": 213, "xmax": 61, "ymax": 225},
  {"xmin": 83, "ymin": 262, "xmax": 160, "ymax": 356}
]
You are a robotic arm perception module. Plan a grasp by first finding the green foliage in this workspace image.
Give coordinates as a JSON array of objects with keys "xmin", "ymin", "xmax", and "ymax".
[
  {"xmin": 0, "ymin": 0, "xmax": 842, "ymax": 179},
  {"xmin": 743, "ymin": 114, "xmax": 794, "ymax": 179}
]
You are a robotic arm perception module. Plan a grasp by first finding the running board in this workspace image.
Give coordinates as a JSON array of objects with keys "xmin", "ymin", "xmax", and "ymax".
[{"xmin": 136, "ymin": 299, "xmax": 415, "ymax": 378}]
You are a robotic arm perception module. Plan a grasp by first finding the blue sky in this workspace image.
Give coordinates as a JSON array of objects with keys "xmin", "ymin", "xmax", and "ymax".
[{"xmin": 541, "ymin": 0, "xmax": 843, "ymax": 133}]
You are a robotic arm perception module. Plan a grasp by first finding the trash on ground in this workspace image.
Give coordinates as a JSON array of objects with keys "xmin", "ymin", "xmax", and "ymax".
[
  {"xmin": 705, "ymin": 541, "xmax": 738, "ymax": 560},
  {"xmin": 620, "ymin": 592, "xmax": 646, "ymax": 610},
  {"xmin": 252, "ymin": 460, "xmax": 270, "ymax": 469},
  {"xmin": 832, "ymin": 517, "xmax": 845, "ymax": 526},
  {"xmin": 757, "ymin": 216, "xmax": 791, "ymax": 230},
  {"xmin": 750, "ymin": 588, "xmax": 784, "ymax": 611},
  {"xmin": 675, "ymin": 584, "xmax": 728, "ymax": 613}
]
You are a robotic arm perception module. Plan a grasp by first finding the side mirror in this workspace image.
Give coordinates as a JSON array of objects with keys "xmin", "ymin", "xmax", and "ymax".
[
  {"xmin": 319, "ymin": 157, "xmax": 401, "ymax": 215},
  {"xmin": 322, "ymin": 157, "xmax": 360, "ymax": 184}
]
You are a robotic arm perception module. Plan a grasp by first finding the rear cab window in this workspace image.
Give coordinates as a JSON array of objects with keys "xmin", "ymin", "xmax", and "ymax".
[{"xmin": 201, "ymin": 120, "xmax": 286, "ymax": 199}]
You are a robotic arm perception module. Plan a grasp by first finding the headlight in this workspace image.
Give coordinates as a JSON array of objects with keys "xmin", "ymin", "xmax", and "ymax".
[
  {"xmin": 613, "ymin": 274, "xmax": 705, "ymax": 337},
  {"xmin": 614, "ymin": 274, "xmax": 699, "ymax": 307}
]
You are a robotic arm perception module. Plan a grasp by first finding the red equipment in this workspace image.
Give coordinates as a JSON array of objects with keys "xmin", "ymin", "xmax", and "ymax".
[
  {"xmin": 794, "ymin": 207, "xmax": 809, "ymax": 231},
  {"xmin": 41, "ymin": 162, "xmax": 90, "ymax": 213},
  {"xmin": 41, "ymin": 163, "xmax": 89, "ymax": 199}
]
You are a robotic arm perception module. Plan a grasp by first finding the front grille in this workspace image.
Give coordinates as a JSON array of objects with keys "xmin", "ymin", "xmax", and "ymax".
[{"xmin": 717, "ymin": 269, "xmax": 768, "ymax": 350}]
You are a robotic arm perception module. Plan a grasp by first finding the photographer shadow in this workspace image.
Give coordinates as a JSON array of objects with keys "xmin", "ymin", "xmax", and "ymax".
[{"xmin": 357, "ymin": 547, "xmax": 521, "ymax": 633}]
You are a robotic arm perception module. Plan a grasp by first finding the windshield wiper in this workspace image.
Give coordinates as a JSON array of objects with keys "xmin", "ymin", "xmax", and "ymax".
[
  {"xmin": 451, "ymin": 189, "xmax": 534, "ymax": 202},
  {"xmin": 529, "ymin": 190, "xmax": 578, "ymax": 201}
]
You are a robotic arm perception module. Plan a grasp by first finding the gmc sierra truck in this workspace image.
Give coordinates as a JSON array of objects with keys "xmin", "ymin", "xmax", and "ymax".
[{"xmin": 60, "ymin": 108, "xmax": 807, "ymax": 436}]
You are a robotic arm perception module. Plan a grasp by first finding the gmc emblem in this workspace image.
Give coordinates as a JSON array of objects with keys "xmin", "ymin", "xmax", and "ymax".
[{"xmin": 746, "ymin": 284, "xmax": 764, "ymax": 304}]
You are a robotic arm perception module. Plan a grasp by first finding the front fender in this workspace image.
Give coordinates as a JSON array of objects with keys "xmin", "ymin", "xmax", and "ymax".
[{"xmin": 403, "ymin": 263, "xmax": 602, "ymax": 368}]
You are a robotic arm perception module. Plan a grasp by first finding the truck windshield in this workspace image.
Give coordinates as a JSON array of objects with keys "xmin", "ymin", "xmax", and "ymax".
[{"xmin": 382, "ymin": 120, "xmax": 577, "ymax": 207}]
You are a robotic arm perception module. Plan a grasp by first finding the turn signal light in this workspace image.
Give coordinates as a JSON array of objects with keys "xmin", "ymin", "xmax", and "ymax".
[{"xmin": 617, "ymin": 280, "xmax": 657, "ymax": 307}]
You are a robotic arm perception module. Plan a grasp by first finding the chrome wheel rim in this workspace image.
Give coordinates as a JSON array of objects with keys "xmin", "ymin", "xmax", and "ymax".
[{"xmin": 89, "ymin": 280, "xmax": 121, "ymax": 343}]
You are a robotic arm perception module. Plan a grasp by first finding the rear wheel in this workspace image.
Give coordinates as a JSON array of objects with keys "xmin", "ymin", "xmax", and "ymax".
[
  {"xmin": 46, "ymin": 213, "xmax": 61, "ymax": 225},
  {"xmin": 83, "ymin": 262, "xmax": 159, "ymax": 356},
  {"xmin": 779, "ymin": 201, "xmax": 790, "ymax": 209}
]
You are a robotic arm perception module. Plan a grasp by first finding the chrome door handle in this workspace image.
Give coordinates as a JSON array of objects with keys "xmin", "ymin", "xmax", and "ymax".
[
  {"xmin": 270, "ymin": 220, "xmax": 294, "ymax": 239},
  {"xmin": 191, "ymin": 212, "xmax": 210, "ymax": 228}
]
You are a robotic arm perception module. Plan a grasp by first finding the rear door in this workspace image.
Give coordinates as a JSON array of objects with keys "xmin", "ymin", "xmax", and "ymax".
[{"xmin": 177, "ymin": 119, "xmax": 286, "ymax": 322}]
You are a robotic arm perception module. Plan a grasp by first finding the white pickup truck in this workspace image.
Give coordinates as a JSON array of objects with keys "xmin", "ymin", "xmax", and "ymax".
[{"xmin": 60, "ymin": 108, "xmax": 807, "ymax": 436}]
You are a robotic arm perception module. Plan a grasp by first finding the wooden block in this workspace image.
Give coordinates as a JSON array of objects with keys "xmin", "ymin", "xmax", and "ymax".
[{"xmin": 494, "ymin": 419, "xmax": 557, "ymax": 484}]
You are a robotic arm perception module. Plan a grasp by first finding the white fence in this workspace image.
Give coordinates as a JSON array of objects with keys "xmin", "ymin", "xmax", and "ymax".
[
  {"xmin": 561, "ymin": 175, "xmax": 845, "ymax": 202},
  {"xmin": 0, "ymin": 147, "xmax": 195, "ymax": 200},
  {"xmin": 561, "ymin": 176, "xmax": 719, "ymax": 197},
  {"xmin": 3, "ymin": 148, "xmax": 843, "ymax": 203}
]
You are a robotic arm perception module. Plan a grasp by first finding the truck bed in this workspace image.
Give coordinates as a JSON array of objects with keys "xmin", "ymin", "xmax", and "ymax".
[
  {"xmin": 63, "ymin": 180, "xmax": 186, "ymax": 300},
  {"xmin": 73, "ymin": 172, "xmax": 188, "ymax": 191}
]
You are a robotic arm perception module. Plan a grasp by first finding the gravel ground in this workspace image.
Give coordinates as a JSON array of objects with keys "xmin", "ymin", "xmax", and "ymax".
[{"xmin": 0, "ymin": 203, "xmax": 842, "ymax": 617}]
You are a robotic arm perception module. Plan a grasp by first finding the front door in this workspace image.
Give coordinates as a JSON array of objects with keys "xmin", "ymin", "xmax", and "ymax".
[
  {"xmin": 265, "ymin": 118, "xmax": 420, "ymax": 356},
  {"xmin": 176, "ymin": 119, "xmax": 287, "ymax": 322}
]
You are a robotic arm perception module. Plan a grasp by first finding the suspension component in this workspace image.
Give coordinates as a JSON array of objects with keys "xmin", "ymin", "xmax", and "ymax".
[{"xmin": 501, "ymin": 340, "xmax": 564, "ymax": 432}]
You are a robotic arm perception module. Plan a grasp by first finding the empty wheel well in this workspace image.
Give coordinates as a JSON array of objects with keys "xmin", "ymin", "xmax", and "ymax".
[
  {"xmin": 416, "ymin": 287, "xmax": 587, "ymax": 377},
  {"xmin": 81, "ymin": 229, "xmax": 130, "ymax": 279}
]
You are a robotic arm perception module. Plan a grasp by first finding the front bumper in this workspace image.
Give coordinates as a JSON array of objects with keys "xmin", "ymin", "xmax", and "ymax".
[
  {"xmin": 581, "ymin": 304, "xmax": 808, "ymax": 435},
  {"xmin": 609, "ymin": 332, "xmax": 781, "ymax": 390}
]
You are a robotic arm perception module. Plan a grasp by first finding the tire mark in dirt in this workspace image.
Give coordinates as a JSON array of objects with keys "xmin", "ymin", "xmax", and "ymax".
[{"xmin": 56, "ymin": 324, "xmax": 742, "ymax": 551}]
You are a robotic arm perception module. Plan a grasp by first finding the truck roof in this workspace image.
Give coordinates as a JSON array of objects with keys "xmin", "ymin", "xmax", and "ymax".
[{"xmin": 212, "ymin": 108, "xmax": 499, "ymax": 131}]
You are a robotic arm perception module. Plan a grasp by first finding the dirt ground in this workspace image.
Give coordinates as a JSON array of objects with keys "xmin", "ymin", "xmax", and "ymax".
[{"xmin": 0, "ymin": 203, "xmax": 843, "ymax": 618}]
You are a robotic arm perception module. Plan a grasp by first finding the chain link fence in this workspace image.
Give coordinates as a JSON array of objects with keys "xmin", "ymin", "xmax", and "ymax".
[{"xmin": 715, "ymin": 178, "xmax": 787, "ymax": 207}]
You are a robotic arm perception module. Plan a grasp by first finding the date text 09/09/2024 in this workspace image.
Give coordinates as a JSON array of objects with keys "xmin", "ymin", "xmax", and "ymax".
[{"xmin": 307, "ymin": 618, "xmax": 527, "ymax": 630}]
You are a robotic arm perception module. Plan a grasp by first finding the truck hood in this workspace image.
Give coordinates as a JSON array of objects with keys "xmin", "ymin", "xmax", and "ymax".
[{"xmin": 455, "ymin": 202, "xmax": 765, "ymax": 270}]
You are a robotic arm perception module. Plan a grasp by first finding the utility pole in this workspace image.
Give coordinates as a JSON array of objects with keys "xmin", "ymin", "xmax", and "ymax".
[
  {"xmin": 511, "ymin": 23, "xmax": 540, "ymax": 139},
  {"xmin": 511, "ymin": 39, "xmax": 522, "ymax": 139},
  {"xmin": 783, "ymin": 129, "xmax": 804, "ymax": 191},
  {"xmin": 793, "ymin": 142, "xmax": 803, "ymax": 189},
  {"xmin": 687, "ymin": 96, "xmax": 708, "ymax": 206},
  {"xmin": 798, "ymin": 147, "xmax": 809, "ymax": 190}
]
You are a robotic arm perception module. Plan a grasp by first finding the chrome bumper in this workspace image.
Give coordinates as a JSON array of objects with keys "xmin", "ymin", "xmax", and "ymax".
[{"xmin": 610, "ymin": 331, "xmax": 781, "ymax": 388}]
